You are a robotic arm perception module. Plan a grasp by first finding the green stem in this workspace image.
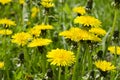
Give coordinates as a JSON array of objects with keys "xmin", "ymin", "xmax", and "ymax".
[
  {"xmin": 110, "ymin": 9, "xmax": 118, "ymax": 38},
  {"xmin": 103, "ymin": 9, "xmax": 118, "ymax": 55},
  {"xmin": 58, "ymin": 66, "xmax": 62, "ymax": 80},
  {"xmin": 72, "ymin": 42, "xmax": 81, "ymax": 80}
]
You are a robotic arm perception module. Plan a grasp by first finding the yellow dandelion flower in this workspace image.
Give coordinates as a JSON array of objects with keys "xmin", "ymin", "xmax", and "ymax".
[
  {"xmin": 11, "ymin": 32, "xmax": 32, "ymax": 46},
  {"xmin": 0, "ymin": 62, "xmax": 4, "ymax": 69},
  {"xmin": 59, "ymin": 27, "xmax": 101, "ymax": 42},
  {"xmin": 33, "ymin": 23, "xmax": 53, "ymax": 30},
  {"xmin": 0, "ymin": 18, "xmax": 16, "ymax": 27},
  {"xmin": 73, "ymin": 6, "xmax": 86, "ymax": 15},
  {"xmin": 19, "ymin": 0, "xmax": 25, "ymax": 4},
  {"xmin": 47, "ymin": 48, "xmax": 76, "ymax": 66},
  {"xmin": 31, "ymin": 7, "xmax": 39, "ymax": 18},
  {"xmin": 95, "ymin": 60, "xmax": 116, "ymax": 71},
  {"xmin": 74, "ymin": 16, "xmax": 101, "ymax": 27},
  {"xmin": 0, "ymin": 0, "xmax": 11, "ymax": 5},
  {"xmin": 0, "ymin": 29, "xmax": 12, "ymax": 35},
  {"xmin": 28, "ymin": 38, "xmax": 52, "ymax": 47},
  {"xmin": 89, "ymin": 27, "xmax": 106, "ymax": 36},
  {"xmin": 28, "ymin": 28, "xmax": 41, "ymax": 37},
  {"xmin": 41, "ymin": 0, "xmax": 54, "ymax": 8},
  {"xmin": 108, "ymin": 46, "xmax": 120, "ymax": 55}
]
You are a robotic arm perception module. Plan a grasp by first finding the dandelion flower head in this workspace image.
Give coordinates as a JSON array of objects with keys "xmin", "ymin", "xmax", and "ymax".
[
  {"xmin": 73, "ymin": 6, "xmax": 86, "ymax": 15},
  {"xmin": 74, "ymin": 16, "xmax": 101, "ymax": 27},
  {"xmin": 59, "ymin": 27, "xmax": 101, "ymax": 42},
  {"xmin": 33, "ymin": 23, "xmax": 53, "ymax": 30},
  {"xmin": 108, "ymin": 46, "xmax": 120, "ymax": 55},
  {"xmin": 31, "ymin": 6, "xmax": 39, "ymax": 18},
  {"xmin": 28, "ymin": 27, "xmax": 41, "ymax": 37},
  {"xmin": 47, "ymin": 48, "xmax": 76, "ymax": 66},
  {"xmin": 19, "ymin": 0, "xmax": 25, "ymax": 4},
  {"xmin": 28, "ymin": 38, "xmax": 52, "ymax": 47},
  {"xmin": 95, "ymin": 60, "xmax": 116, "ymax": 71},
  {"xmin": 0, "ymin": 29, "xmax": 12, "ymax": 35},
  {"xmin": 89, "ymin": 27, "xmax": 106, "ymax": 36},
  {"xmin": 11, "ymin": 32, "xmax": 32, "ymax": 46},
  {"xmin": 0, "ymin": 62, "xmax": 4, "ymax": 69},
  {"xmin": 0, "ymin": 18, "xmax": 16, "ymax": 27},
  {"xmin": 41, "ymin": 0, "xmax": 54, "ymax": 8},
  {"xmin": 0, "ymin": 0, "xmax": 11, "ymax": 5}
]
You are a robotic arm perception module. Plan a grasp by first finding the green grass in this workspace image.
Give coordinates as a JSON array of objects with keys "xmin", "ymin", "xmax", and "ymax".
[{"xmin": 0, "ymin": 0, "xmax": 120, "ymax": 80}]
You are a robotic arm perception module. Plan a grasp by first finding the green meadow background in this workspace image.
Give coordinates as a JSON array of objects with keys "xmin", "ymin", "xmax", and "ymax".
[{"xmin": 0, "ymin": 0, "xmax": 120, "ymax": 80}]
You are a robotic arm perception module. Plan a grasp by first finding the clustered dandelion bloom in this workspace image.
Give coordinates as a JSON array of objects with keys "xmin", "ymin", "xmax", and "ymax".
[
  {"xmin": 59, "ymin": 27, "xmax": 101, "ymax": 42},
  {"xmin": 0, "ymin": 18, "xmax": 16, "ymax": 27},
  {"xmin": 0, "ymin": 0, "xmax": 11, "ymax": 5},
  {"xmin": 89, "ymin": 27, "xmax": 106, "ymax": 36},
  {"xmin": 0, "ymin": 62, "xmax": 4, "ymax": 69},
  {"xmin": 47, "ymin": 48, "xmax": 76, "ymax": 66},
  {"xmin": 41, "ymin": 0, "xmax": 54, "ymax": 8},
  {"xmin": 74, "ymin": 16, "xmax": 101, "ymax": 27},
  {"xmin": 73, "ymin": 6, "xmax": 86, "ymax": 15},
  {"xmin": 31, "ymin": 7, "xmax": 39, "ymax": 18},
  {"xmin": 28, "ymin": 38, "xmax": 52, "ymax": 47},
  {"xmin": 11, "ymin": 32, "xmax": 32, "ymax": 46},
  {"xmin": 108, "ymin": 46, "xmax": 120, "ymax": 55},
  {"xmin": 19, "ymin": 0, "xmax": 25, "ymax": 4},
  {"xmin": 95, "ymin": 60, "xmax": 116, "ymax": 71},
  {"xmin": 28, "ymin": 28, "xmax": 41, "ymax": 37},
  {"xmin": 33, "ymin": 23, "xmax": 53, "ymax": 30},
  {"xmin": 0, "ymin": 29, "xmax": 12, "ymax": 35}
]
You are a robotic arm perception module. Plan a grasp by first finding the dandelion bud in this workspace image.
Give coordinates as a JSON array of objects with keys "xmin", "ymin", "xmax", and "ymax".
[
  {"xmin": 86, "ymin": 0, "xmax": 93, "ymax": 13},
  {"xmin": 47, "ymin": 69, "xmax": 53, "ymax": 78},
  {"xmin": 19, "ymin": 52, "xmax": 24, "ymax": 63}
]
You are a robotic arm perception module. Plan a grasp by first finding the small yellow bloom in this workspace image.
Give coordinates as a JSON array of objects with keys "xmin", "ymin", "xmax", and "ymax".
[
  {"xmin": 11, "ymin": 32, "xmax": 32, "ymax": 46},
  {"xmin": 47, "ymin": 48, "xmax": 76, "ymax": 66},
  {"xmin": 28, "ymin": 28, "xmax": 41, "ymax": 37},
  {"xmin": 0, "ymin": 29, "xmax": 12, "ymax": 35},
  {"xmin": 108, "ymin": 46, "xmax": 120, "ymax": 55},
  {"xmin": 95, "ymin": 60, "xmax": 116, "ymax": 71},
  {"xmin": 0, "ymin": 0, "xmax": 11, "ymax": 5},
  {"xmin": 19, "ymin": 0, "xmax": 25, "ymax": 4},
  {"xmin": 59, "ymin": 27, "xmax": 101, "ymax": 42},
  {"xmin": 89, "ymin": 27, "xmax": 106, "ymax": 36},
  {"xmin": 73, "ymin": 6, "xmax": 86, "ymax": 15},
  {"xmin": 0, "ymin": 62, "xmax": 4, "ymax": 69},
  {"xmin": 28, "ymin": 38, "xmax": 52, "ymax": 47},
  {"xmin": 41, "ymin": 0, "xmax": 54, "ymax": 8},
  {"xmin": 33, "ymin": 23, "xmax": 53, "ymax": 30},
  {"xmin": 31, "ymin": 7, "xmax": 39, "ymax": 18},
  {"xmin": 0, "ymin": 18, "xmax": 16, "ymax": 27},
  {"xmin": 74, "ymin": 16, "xmax": 101, "ymax": 27}
]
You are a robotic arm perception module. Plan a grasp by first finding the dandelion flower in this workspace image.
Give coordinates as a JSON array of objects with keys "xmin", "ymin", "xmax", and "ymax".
[
  {"xmin": 28, "ymin": 28, "xmax": 41, "ymax": 37},
  {"xmin": 0, "ymin": 18, "xmax": 16, "ymax": 27},
  {"xmin": 33, "ymin": 23, "xmax": 53, "ymax": 30},
  {"xmin": 0, "ymin": 0, "xmax": 11, "ymax": 5},
  {"xmin": 11, "ymin": 32, "xmax": 32, "ymax": 46},
  {"xmin": 74, "ymin": 16, "xmax": 101, "ymax": 27},
  {"xmin": 73, "ymin": 6, "xmax": 86, "ymax": 15},
  {"xmin": 95, "ymin": 60, "xmax": 116, "ymax": 71},
  {"xmin": 41, "ymin": 0, "xmax": 54, "ymax": 8},
  {"xmin": 0, "ymin": 62, "xmax": 4, "ymax": 69},
  {"xmin": 0, "ymin": 29, "xmax": 12, "ymax": 35},
  {"xmin": 31, "ymin": 7, "xmax": 39, "ymax": 18},
  {"xmin": 47, "ymin": 48, "xmax": 76, "ymax": 66},
  {"xmin": 89, "ymin": 27, "xmax": 106, "ymax": 36},
  {"xmin": 59, "ymin": 27, "xmax": 101, "ymax": 42},
  {"xmin": 28, "ymin": 38, "xmax": 52, "ymax": 47},
  {"xmin": 108, "ymin": 46, "xmax": 120, "ymax": 55},
  {"xmin": 19, "ymin": 0, "xmax": 25, "ymax": 4}
]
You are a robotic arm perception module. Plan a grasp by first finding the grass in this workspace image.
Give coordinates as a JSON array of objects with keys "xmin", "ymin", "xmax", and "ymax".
[{"xmin": 0, "ymin": 0, "xmax": 120, "ymax": 80}]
